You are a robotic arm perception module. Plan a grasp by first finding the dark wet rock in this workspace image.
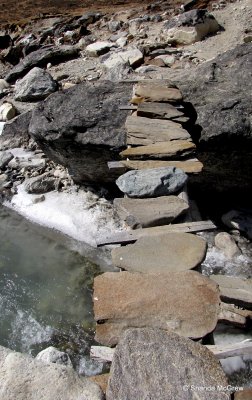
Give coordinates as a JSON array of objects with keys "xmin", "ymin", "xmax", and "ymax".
[
  {"xmin": 0, "ymin": 151, "xmax": 13, "ymax": 169},
  {"xmin": 0, "ymin": 111, "xmax": 31, "ymax": 150},
  {"xmin": 116, "ymin": 167, "xmax": 188, "ymax": 198},
  {"xmin": 14, "ymin": 67, "xmax": 58, "ymax": 101},
  {"xmin": 5, "ymin": 45, "xmax": 79, "ymax": 83},
  {"xmin": 0, "ymin": 34, "xmax": 12, "ymax": 50},
  {"xmin": 107, "ymin": 328, "xmax": 230, "ymax": 400},
  {"xmin": 29, "ymin": 80, "xmax": 132, "ymax": 184}
]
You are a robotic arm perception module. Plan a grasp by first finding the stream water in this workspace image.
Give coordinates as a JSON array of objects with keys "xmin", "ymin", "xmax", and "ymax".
[{"xmin": 0, "ymin": 204, "xmax": 107, "ymax": 359}]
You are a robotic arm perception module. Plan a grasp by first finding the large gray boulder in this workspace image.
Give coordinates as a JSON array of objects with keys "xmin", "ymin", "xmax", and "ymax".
[
  {"xmin": 116, "ymin": 167, "xmax": 188, "ymax": 197},
  {"xmin": 15, "ymin": 67, "xmax": 58, "ymax": 101},
  {"xmin": 0, "ymin": 346, "xmax": 103, "ymax": 400},
  {"xmin": 29, "ymin": 80, "xmax": 133, "ymax": 184},
  {"xmin": 106, "ymin": 328, "xmax": 230, "ymax": 400},
  {"xmin": 5, "ymin": 45, "xmax": 79, "ymax": 83}
]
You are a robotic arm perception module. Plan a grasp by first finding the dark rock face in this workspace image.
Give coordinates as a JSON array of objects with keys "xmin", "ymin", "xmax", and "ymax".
[
  {"xmin": 29, "ymin": 80, "xmax": 132, "ymax": 184},
  {"xmin": 164, "ymin": 9, "xmax": 218, "ymax": 29},
  {"xmin": 106, "ymin": 328, "xmax": 230, "ymax": 400},
  {"xmin": 0, "ymin": 111, "xmax": 31, "ymax": 150},
  {"xmin": 179, "ymin": 43, "xmax": 252, "ymax": 200},
  {"xmin": 5, "ymin": 45, "xmax": 79, "ymax": 83}
]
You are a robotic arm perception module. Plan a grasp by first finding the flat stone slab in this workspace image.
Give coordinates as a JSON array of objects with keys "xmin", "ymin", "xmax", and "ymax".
[
  {"xmin": 132, "ymin": 82, "xmax": 183, "ymax": 103},
  {"xmin": 126, "ymin": 115, "xmax": 191, "ymax": 145},
  {"xmin": 93, "ymin": 270, "xmax": 220, "ymax": 346},
  {"xmin": 137, "ymin": 101, "xmax": 185, "ymax": 120},
  {"xmin": 116, "ymin": 167, "xmax": 188, "ymax": 198},
  {"xmin": 120, "ymin": 140, "xmax": 196, "ymax": 159},
  {"xmin": 111, "ymin": 232, "xmax": 207, "ymax": 272},
  {"xmin": 121, "ymin": 159, "xmax": 203, "ymax": 173},
  {"xmin": 113, "ymin": 196, "xmax": 189, "ymax": 228},
  {"xmin": 210, "ymin": 275, "xmax": 252, "ymax": 309},
  {"xmin": 106, "ymin": 328, "xmax": 230, "ymax": 400}
]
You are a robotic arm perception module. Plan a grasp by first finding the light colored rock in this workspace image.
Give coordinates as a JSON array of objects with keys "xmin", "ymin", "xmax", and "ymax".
[
  {"xmin": 120, "ymin": 140, "xmax": 196, "ymax": 159},
  {"xmin": 0, "ymin": 346, "xmax": 103, "ymax": 400},
  {"xmin": 108, "ymin": 20, "xmax": 122, "ymax": 32},
  {"xmin": 222, "ymin": 210, "xmax": 252, "ymax": 239},
  {"xmin": 36, "ymin": 346, "xmax": 73, "ymax": 367},
  {"xmin": 116, "ymin": 167, "xmax": 188, "ymax": 198},
  {"xmin": 235, "ymin": 388, "xmax": 252, "ymax": 400},
  {"xmin": 113, "ymin": 195, "xmax": 189, "ymax": 227},
  {"xmin": 14, "ymin": 67, "xmax": 58, "ymax": 101},
  {"xmin": 132, "ymin": 82, "xmax": 182, "ymax": 103},
  {"xmin": 162, "ymin": 9, "xmax": 220, "ymax": 45},
  {"xmin": 112, "ymin": 232, "xmax": 207, "ymax": 272},
  {"xmin": 136, "ymin": 101, "xmax": 185, "ymax": 120},
  {"xmin": 106, "ymin": 328, "xmax": 229, "ymax": 400},
  {"xmin": 102, "ymin": 47, "xmax": 143, "ymax": 68},
  {"xmin": 24, "ymin": 172, "xmax": 56, "ymax": 194},
  {"xmin": 210, "ymin": 275, "xmax": 252, "ymax": 309},
  {"xmin": 86, "ymin": 41, "xmax": 113, "ymax": 57},
  {"xmin": 214, "ymin": 232, "xmax": 241, "ymax": 259},
  {"xmin": 116, "ymin": 37, "xmax": 127, "ymax": 47},
  {"xmin": 155, "ymin": 54, "xmax": 176, "ymax": 66},
  {"xmin": 0, "ymin": 122, "xmax": 5, "ymax": 135},
  {"xmin": 0, "ymin": 102, "xmax": 16, "ymax": 121},
  {"xmin": 78, "ymin": 356, "xmax": 105, "ymax": 377},
  {"xmin": 0, "ymin": 79, "xmax": 9, "ymax": 93},
  {"xmin": 8, "ymin": 155, "xmax": 46, "ymax": 170},
  {"xmin": 93, "ymin": 270, "xmax": 220, "ymax": 346},
  {"xmin": 125, "ymin": 115, "xmax": 191, "ymax": 145},
  {"xmin": 0, "ymin": 151, "xmax": 14, "ymax": 169}
]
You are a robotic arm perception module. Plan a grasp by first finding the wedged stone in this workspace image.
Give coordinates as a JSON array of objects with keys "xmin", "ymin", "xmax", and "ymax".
[
  {"xmin": 137, "ymin": 101, "xmax": 185, "ymax": 120},
  {"xmin": 222, "ymin": 210, "xmax": 252, "ymax": 239},
  {"xmin": 0, "ymin": 151, "xmax": 13, "ymax": 169},
  {"xmin": 86, "ymin": 41, "xmax": 113, "ymax": 57},
  {"xmin": 5, "ymin": 45, "xmax": 79, "ymax": 83},
  {"xmin": 14, "ymin": 67, "xmax": 58, "ymax": 101},
  {"xmin": 132, "ymin": 82, "xmax": 182, "ymax": 103},
  {"xmin": 116, "ymin": 167, "xmax": 188, "ymax": 198},
  {"xmin": 106, "ymin": 328, "xmax": 229, "ymax": 400},
  {"xmin": 0, "ymin": 111, "xmax": 31, "ymax": 150},
  {"xmin": 120, "ymin": 140, "xmax": 196, "ymax": 159},
  {"xmin": 29, "ymin": 81, "xmax": 132, "ymax": 184},
  {"xmin": 102, "ymin": 47, "xmax": 143, "ymax": 69},
  {"xmin": 121, "ymin": 159, "xmax": 203, "ymax": 174},
  {"xmin": 36, "ymin": 346, "xmax": 73, "ymax": 367},
  {"xmin": 113, "ymin": 196, "xmax": 189, "ymax": 228},
  {"xmin": 155, "ymin": 54, "xmax": 176, "ymax": 66},
  {"xmin": 93, "ymin": 270, "xmax": 220, "ymax": 346},
  {"xmin": 24, "ymin": 172, "xmax": 56, "ymax": 194},
  {"xmin": 111, "ymin": 232, "xmax": 207, "ymax": 271},
  {"xmin": 162, "ymin": 9, "xmax": 220, "ymax": 45},
  {"xmin": 126, "ymin": 115, "xmax": 191, "ymax": 145},
  {"xmin": 0, "ymin": 102, "xmax": 16, "ymax": 121},
  {"xmin": 214, "ymin": 232, "xmax": 241, "ymax": 259},
  {"xmin": 0, "ymin": 346, "xmax": 103, "ymax": 400},
  {"xmin": 210, "ymin": 275, "xmax": 252, "ymax": 309}
]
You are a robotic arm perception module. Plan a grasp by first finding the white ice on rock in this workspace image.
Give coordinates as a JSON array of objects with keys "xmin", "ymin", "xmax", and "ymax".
[{"xmin": 5, "ymin": 184, "xmax": 123, "ymax": 247}]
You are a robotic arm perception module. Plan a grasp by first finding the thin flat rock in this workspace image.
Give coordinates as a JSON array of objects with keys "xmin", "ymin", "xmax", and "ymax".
[
  {"xmin": 93, "ymin": 270, "xmax": 220, "ymax": 346},
  {"xmin": 113, "ymin": 196, "xmax": 189, "ymax": 228},
  {"xmin": 121, "ymin": 159, "xmax": 203, "ymax": 173},
  {"xmin": 137, "ymin": 101, "xmax": 185, "ymax": 119},
  {"xmin": 120, "ymin": 140, "xmax": 196, "ymax": 159},
  {"xmin": 132, "ymin": 82, "xmax": 183, "ymax": 103},
  {"xmin": 210, "ymin": 275, "xmax": 252, "ymax": 309},
  {"xmin": 111, "ymin": 232, "xmax": 207, "ymax": 272},
  {"xmin": 126, "ymin": 115, "xmax": 191, "ymax": 145}
]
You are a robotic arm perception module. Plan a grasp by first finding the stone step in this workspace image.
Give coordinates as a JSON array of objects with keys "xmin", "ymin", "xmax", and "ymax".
[
  {"xmin": 111, "ymin": 232, "xmax": 207, "ymax": 273},
  {"xmin": 120, "ymin": 140, "xmax": 196, "ymax": 159},
  {"xmin": 131, "ymin": 82, "xmax": 183, "ymax": 103},
  {"xmin": 96, "ymin": 220, "xmax": 216, "ymax": 246},
  {"xmin": 126, "ymin": 115, "xmax": 191, "ymax": 146},
  {"xmin": 113, "ymin": 196, "xmax": 189, "ymax": 228},
  {"xmin": 136, "ymin": 101, "xmax": 187, "ymax": 121},
  {"xmin": 93, "ymin": 270, "xmax": 220, "ymax": 346},
  {"xmin": 210, "ymin": 275, "xmax": 252, "ymax": 309},
  {"xmin": 108, "ymin": 159, "xmax": 203, "ymax": 174}
]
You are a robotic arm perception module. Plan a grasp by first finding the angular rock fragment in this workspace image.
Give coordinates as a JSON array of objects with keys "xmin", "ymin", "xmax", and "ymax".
[
  {"xmin": 24, "ymin": 172, "xmax": 56, "ymax": 194},
  {"xmin": 93, "ymin": 270, "xmax": 220, "ymax": 346},
  {"xmin": 137, "ymin": 101, "xmax": 185, "ymax": 120},
  {"xmin": 15, "ymin": 67, "xmax": 58, "ymax": 101},
  {"xmin": 0, "ymin": 111, "xmax": 31, "ymax": 150},
  {"xmin": 120, "ymin": 140, "xmax": 196, "ymax": 159},
  {"xmin": 113, "ymin": 196, "xmax": 189, "ymax": 227},
  {"xmin": 0, "ymin": 102, "xmax": 16, "ymax": 121},
  {"xmin": 112, "ymin": 232, "xmax": 207, "ymax": 272},
  {"xmin": 107, "ymin": 328, "xmax": 229, "ymax": 400},
  {"xmin": 210, "ymin": 275, "xmax": 252, "ymax": 309},
  {"xmin": 86, "ymin": 41, "xmax": 113, "ymax": 57},
  {"xmin": 116, "ymin": 167, "xmax": 188, "ymax": 197},
  {"xmin": 121, "ymin": 159, "xmax": 203, "ymax": 174},
  {"xmin": 0, "ymin": 151, "xmax": 14, "ymax": 169},
  {"xmin": 132, "ymin": 82, "xmax": 182, "ymax": 103}
]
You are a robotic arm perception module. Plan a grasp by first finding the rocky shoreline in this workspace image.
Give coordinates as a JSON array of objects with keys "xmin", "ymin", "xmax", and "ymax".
[{"xmin": 0, "ymin": 0, "xmax": 252, "ymax": 398}]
